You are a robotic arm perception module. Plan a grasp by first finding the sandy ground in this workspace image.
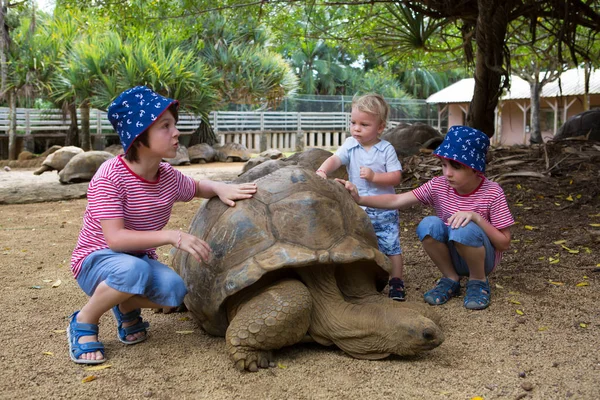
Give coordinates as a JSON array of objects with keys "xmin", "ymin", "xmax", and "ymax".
[{"xmin": 0, "ymin": 161, "xmax": 598, "ymax": 400}]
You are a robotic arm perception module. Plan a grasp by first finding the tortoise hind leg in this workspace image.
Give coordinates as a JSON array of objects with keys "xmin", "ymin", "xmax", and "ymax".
[{"xmin": 225, "ymin": 278, "xmax": 312, "ymax": 372}]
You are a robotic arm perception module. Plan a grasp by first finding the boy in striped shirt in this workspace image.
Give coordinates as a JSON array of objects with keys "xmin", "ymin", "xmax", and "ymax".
[
  {"xmin": 67, "ymin": 86, "xmax": 257, "ymax": 364},
  {"xmin": 337, "ymin": 126, "xmax": 514, "ymax": 310}
]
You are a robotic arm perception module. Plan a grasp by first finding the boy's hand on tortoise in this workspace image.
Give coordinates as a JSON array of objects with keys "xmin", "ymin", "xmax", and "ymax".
[
  {"xmin": 216, "ymin": 183, "xmax": 257, "ymax": 207},
  {"xmin": 334, "ymin": 178, "xmax": 361, "ymax": 203}
]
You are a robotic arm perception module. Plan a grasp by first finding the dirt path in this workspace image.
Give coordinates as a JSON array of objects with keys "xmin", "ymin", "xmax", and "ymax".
[{"xmin": 0, "ymin": 161, "xmax": 598, "ymax": 399}]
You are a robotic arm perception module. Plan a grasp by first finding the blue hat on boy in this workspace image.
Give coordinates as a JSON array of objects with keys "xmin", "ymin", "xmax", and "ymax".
[
  {"xmin": 433, "ymin": 126, "xmax": 490, "ymax": 173},
  {"xmin": 108, "ymin": 86, "xmax": 179, "ymax": 153}
]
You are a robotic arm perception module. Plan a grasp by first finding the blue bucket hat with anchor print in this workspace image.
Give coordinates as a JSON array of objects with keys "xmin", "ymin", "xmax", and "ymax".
[
  {"xmin": 107, "ymin": 86, "xmax": 179, "ymax": 154},
  {"xmin": 433, "ymin": 126, "xmax": 490, "ymax": 173}
]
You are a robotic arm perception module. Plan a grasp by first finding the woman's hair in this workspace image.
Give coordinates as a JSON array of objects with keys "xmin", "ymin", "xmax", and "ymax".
[
  {"xmin": 352, "ymin": 93, "xmax": 389, "ymax": 125},
  {"xmin": 124, "ymin": 104, "xmax": 179, "ymax": 163}
]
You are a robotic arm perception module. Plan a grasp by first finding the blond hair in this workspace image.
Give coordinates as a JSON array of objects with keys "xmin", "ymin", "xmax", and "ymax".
[{"xmin": 352, "ymin": 93, "xmax": 389, "ymax": 126}]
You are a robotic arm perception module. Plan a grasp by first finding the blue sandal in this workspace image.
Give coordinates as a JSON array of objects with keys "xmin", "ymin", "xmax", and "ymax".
[
  {"xmin": 464, "ymin": 279, "xmax": 491, "ymax": 310},
  {"xmin": 67, "ymin": 311, "xmax": 106, "ymax": 364},
  {"xmin": 423, "ymin": 277, "xmax": 461, "ymax": 305},
  {"xmin": 112, "ymin": 306, "xmax": 150, "ymax": 345}
]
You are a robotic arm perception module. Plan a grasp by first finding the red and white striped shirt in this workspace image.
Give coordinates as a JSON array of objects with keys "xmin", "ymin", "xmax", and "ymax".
[
  {"xmin": 70, "ymin": 155, "xmax": 196, "ymax": 278},
  {"xmin": 412, "ymin": 175, "xmax": 514, "ymax": 267}
]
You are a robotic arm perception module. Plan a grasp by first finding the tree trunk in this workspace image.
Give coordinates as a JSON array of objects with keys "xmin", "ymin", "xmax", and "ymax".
[
  {"xmin": 65, "ymin": 103, "xmax": 79, "ymax": 147},
  {"xmin": 189, "ymin": 118, "xmax": 218, "ymax": 147},
  {"xmin": 7, "ymin": 88, "xmax": 16, "ymax": 159},
  {"xmin": 466, "ymin": 0, "xmax": 513, "ymax": 137},
  {"xmin": 80, "ymin": 102, "xmax": 91, "ymax": 151},
  {"xmin": 529, "ymin": 80, "xmax": 543, "ymax": 144},
  {"xmin": 0, "ymin": 1, "xmax": 7, "ymax": 93}
]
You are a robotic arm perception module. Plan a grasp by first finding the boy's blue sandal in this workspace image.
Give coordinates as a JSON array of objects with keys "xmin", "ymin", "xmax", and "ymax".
[
  {"xmin": 112, "ymin": 306, "xmax": 150, "ymax": 345},
  {"xmin": 423, "ymin": 277, "xmax": 461, "ymax": 305},
  {"xmin": 67, "ymin": 311, "xmax": 106, "ymax": 364},
  {"xmin": 464, "ymin": 279, "xmax": 491, "ymax": 310}
]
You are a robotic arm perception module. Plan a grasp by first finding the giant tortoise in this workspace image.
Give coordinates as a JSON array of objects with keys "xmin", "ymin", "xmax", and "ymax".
[
  {"xmin": 173, "ymin": 166, "xmax": 443, "ymax": 372},
  {"xmin": 33, "ymin": 146, "xmax": 83, "ymax": 175},
  {"xmin": 58, "ymin": 151, "xmax": 114, "ymax": 184}
]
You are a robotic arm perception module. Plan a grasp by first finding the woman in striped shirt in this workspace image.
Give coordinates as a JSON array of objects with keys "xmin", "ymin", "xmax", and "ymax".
[
  {"xmin": 67, "ymin": 86, "xmax": 257, "ymax": 364},
  {"xmin": 337, "ymin": 126, "xmax": 514, "ymax": 311}
]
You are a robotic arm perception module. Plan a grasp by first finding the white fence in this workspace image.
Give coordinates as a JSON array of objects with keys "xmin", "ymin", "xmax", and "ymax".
[
  {"xmin": 0, "ymin": 108, "xmax": 415, "ymax": 155},
  {"xmin": 0, "ymin": 108, "xmax": 351, "ymax": 135}
]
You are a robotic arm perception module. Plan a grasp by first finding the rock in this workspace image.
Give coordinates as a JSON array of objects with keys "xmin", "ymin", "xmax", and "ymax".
[{"xmin": 521, "ymin": 382, "xmax": 534, "ymax": 391}]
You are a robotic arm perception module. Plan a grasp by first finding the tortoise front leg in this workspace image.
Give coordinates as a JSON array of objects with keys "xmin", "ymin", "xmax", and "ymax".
[{"xmin": 226, "ymin": 279, "xmax": 312, "ymax": 372}]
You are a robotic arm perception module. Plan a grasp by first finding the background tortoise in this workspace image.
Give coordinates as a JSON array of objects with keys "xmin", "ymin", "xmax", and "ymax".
[
  {"xmin": 33, "ymin": 146, "xmax": 83, "ymax": 175},
  {"xmin": 213, "ymin": 143, "xmax": 251, "ymax": 162},
  {"xmin": 58, "ymin": 151, "xmax": 114, "ymax": 184},
  {"xmin": 188, "ymin": 143, "xmax": 216, "ymax": 164},
  {"xmin": 173, "ymin": 165, "xmax": 443, "ymax": 371}
]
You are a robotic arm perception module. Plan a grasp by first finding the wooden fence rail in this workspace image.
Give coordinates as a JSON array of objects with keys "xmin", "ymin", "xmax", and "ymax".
[
  {"xmin": 0, "ymin": 108, "xmax": 352, "ymax": 135},
  {"xmin": 0, "ymin": 108, "xmax": 404, "ymax": 158}
]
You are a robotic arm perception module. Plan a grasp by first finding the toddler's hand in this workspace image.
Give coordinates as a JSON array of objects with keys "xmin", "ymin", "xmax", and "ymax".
[
  {"xmin": 175, "ymin": 231, "xmax": 212, "ymax": 263},
  {"xmin": 359, "ymin": 166, "xmax": 374, "ymax": 181},
  {"xmin": 334, "ymin": 178, "xmax": 360, "ymax": 203},
  {"xmin": 216, "ymin": 182, "xmax": 257, "ymax": 207},
  {"xmin": 316, "ymin": 169, "xmax": 327, "ymax": 179}
]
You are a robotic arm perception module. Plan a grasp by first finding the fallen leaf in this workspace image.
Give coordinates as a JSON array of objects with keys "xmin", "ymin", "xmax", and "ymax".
[
  {"xmin": 549, "ymin": 281, "xmax": 564, "ymax": 286},
  {"xmin": 560, "ymin": 245, "xmax": 579, "ymax": 254},
  {"xmin": 516, "ymin": 309, "xmax": 524, "ymax": 315},
  {"xmin": 579, "ymin": 323, "xmax": 588, "ymax": 328},
  {"xmin": 509, "ymin": 299, "xmax": 521, "ymax": 305},
  {"xmin": 553, "ymin": 240, "xmax": 567, "ymax": 245},
  {"xmin": 516, "ymin": 184, "xmax": 523, "ymax": 190},
  {"xmin": 554, "ymin": 202, "xmax": 561, "ymax": 206},
  {"xmin": 42, "ymin": 279, "xmax": 52, "ymax": 283},
  {"xmin": 549, "ymin": 258, "xmax": 560, "ymax": 264},
  {"xmin": 511, "ymin": 239, "xmax": 521, "ymax": 243},
  {"xmin": 30, "ymin": 285, "xmax": 42, "ymax": 289},
  {"xmin": 583, "ymin": 276, "xmax": 588, "ymax": 279},
  {"xmin": 508, "ymin": 291, "xmax": 520, "ymax": 295},
  {"xmin": 277, "ymin": 363, "xmax": 287, "ymax": 369},
  {"xmin": 43, "ymin": 352, "xmax": 54, "ymax": 356},
  {"xmin": 524, "ymin": 225, "xmax": 537, "ymax": 230},
  {"xmin": 590, "ymin": 223, "xmax": 600, "ymax": 227},
  {"xmin": 471, "ymin": 397, "xmax": 484, "ymax": 400},
  {"xmin": 566, "ymin": 195, "xmax": 573, "ymax": 202},
  {"xmin": 495, "ymin": 284, "xmax": 504, "ymax": 289},
  {"xmin": 82, "ymin": 376, "xmax": 97, "ymax": 383},
  {"xmin": 515, "ymin": 203, "xmax": 523, "ymax": 207},
  {"xmin": 85, "ymin": 364, "xmax": 112, "ymax": 371},
  {"xmin": 179, "ymin": 317, "xmax": 191, "ymax": 321},
  {"xmin": 576, "ymin": 282, "xmax": 589, "ymax": 287},
  {"xmin": 53, "ymin": 329, "xmax": 66, "ymax": 333},
  {"xmin": 175, "ymin": 330, "xmax": 194, "ymax": 335},
  {"xmin": 538, "ymin": 256, "xmax": 545, "ymax": 260},
  {"xmin": 538, "ymin": 326, "xmax": 548, "ymax": 331},
  {"xmin": 51, "ymin": 279, "xmax": 62, "ymax": 288}
]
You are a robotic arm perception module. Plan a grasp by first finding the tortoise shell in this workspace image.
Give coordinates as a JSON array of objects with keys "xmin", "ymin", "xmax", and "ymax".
[{"xmin": 174, "ymin": 166, "xmax": 390, "ymax": 336}]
